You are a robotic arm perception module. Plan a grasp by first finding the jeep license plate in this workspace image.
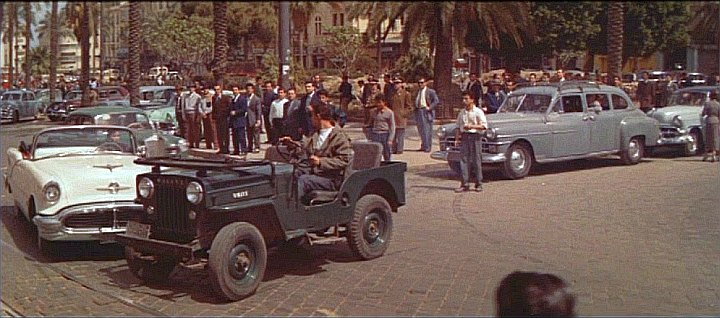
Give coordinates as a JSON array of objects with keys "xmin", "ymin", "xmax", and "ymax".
[{"xmin": 126, "ymin": 221, "xmax": 150, "ymax": 238}]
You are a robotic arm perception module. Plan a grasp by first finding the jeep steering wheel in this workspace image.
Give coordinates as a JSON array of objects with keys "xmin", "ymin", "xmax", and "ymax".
[
  {"xmin": 275, "ymin": 140, "xmax": 311, "ymax": 168},
  {"xmin": 95, "ymin": 142, "xmax": 124, "ymax": 152}
]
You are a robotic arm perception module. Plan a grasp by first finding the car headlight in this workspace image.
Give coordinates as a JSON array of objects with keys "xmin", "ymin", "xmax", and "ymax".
[
  {"xmin": 672, "ymin": 115, "xmax": 683, "ymax": 128},
  {"xmin": 436, "ymin": 126, "xmax": 446, "ymax": 138},
  {"xmin": 138, "ymin": 177, "xmax": 154, "ymax": 198},
  {"xmin": 186, "ymin": 181, "xmax": 203, "ymax": 204},
  {"xmin": 485, "ymin": 127, "xmax": 497, "ymax": 140},
  {"xmin": 43, "ymin": 182, "xmax": 61, "ymax": 203},
  {"xmin": 177, "ymin": 139, "xmax": 189, "ymax": 153}
]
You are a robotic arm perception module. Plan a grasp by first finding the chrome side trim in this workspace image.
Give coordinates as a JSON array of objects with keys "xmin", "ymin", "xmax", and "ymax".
[{"xmin": 535, "ymin": 150, "xmax": 618, "ymax": 163}]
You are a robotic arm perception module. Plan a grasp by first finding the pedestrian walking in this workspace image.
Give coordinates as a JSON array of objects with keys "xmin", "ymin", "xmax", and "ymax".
[
  {"xmin": 701, "ymin": 90, "xmax": 720, "ymax": 162},
  {"xmin": 636, "ymin": 71, "xmax": 656, "ymax": 111},
  {"xmin": 414, "ymin": 77, "xmax": 439, "ymax": 152},
  {"xmin": 246, "ymin": 83, "xmax": 263, "ymax": 153},
  {"xmin": 390, "ymin": 78, "xmax": 413, "ymax": 154},
  {"xmin": 174, "ymin": 85, "xmax": 186, "ymax": 138},
  {"xmin": 317, "ymin": 89, "xmax": 347, "ymax": 128},
  {"xmin": 269, "ymin": 87, "xmax": 288, "ymax": 144},
  {"xmin": 454, "ymin": 91, "xmax": 487, "ymax": 193},
  {"xmin": 183, "ymin": 85, "xmax": 203, "ymax": 148},
  {"xmin": 368, "ymin": 95, "xmax": 396, "ymax": 161},
  {"xmin": 383, "ymin": 74, "xmax": 395, "ymax": 106},
  {"xmin": 495, "ymin": 271, "xmax": 576, "ymax": 317},
  {"xmin": 339, "ymin": 74, "xmax": 353, "ymax": 113},
  {"xmin": 212, "ymin": 83, "xmax": 232, "ymax": 154},
  {"xmin": 229, "ymin": 84, "xmax": 249, "ymax": 154}
]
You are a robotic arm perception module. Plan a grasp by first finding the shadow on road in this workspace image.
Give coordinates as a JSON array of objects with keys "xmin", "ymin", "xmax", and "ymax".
[{"xmin": 1, "ymin": 205, "xmax": 125, "ymax": 263}]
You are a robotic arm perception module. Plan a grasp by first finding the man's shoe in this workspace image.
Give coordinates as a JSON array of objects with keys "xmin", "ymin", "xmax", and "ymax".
[
  {"xmin": 454, "ymin": 185, "xmax": 469, "ymax": 193},
  {"xmin": 474, "ymin": 184, "xmax": 483, "ymax": 192}
]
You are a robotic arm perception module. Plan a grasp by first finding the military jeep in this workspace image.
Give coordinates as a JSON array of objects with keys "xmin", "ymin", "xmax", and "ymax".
[{"xmin": 114, "ymin": 141, "xmax": 406, "ymax": 301}]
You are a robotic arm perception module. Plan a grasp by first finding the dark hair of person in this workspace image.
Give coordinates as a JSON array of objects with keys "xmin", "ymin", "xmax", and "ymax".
[
  {"xmin": 373, "ymin": 94, "xmax": 386, "ymax": 105},
  {"xmin": 245, "ymin": 83, "xmax": 255, "ymax": 89},
  {"xmin": 316, "ymin": 89, "xmax": 329, "ymax": 98},
  {"xmin": 462, "ymin": 91, "xmax": 475, "ymax": 101},
  {"xmin": 287, "ymin": 87, "xmax": 295, "ymax": 93},
  {"xmin": 709, "ymin": 90, "xmax": 718, "ymax": 100},
  {"xmin": 276, "ymin": 87, "xmax": 285, "ymax": 94},
  {"xmin": 358, "ymin": 80, "xmax": 365, "ymax": 85},
  {"xmin": 265, "ymin": 80, "xmax": 273, "ymax": 85},
  {"xmin": 305, "ymin": 80, "xmax": 314, "ymax": 85},
  {"xmin": 495, "ymin": 271, "xmax": 576, "ymax": 317},
  {"xmin": 312, "ymin": 102, "xmax": 334, "ymax": 121}
]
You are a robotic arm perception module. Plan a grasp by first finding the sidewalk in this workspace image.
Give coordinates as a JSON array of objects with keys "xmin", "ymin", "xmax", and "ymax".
[{"xmin": 188, "ymin": 122, "xmax": 448, "ymax": 173}]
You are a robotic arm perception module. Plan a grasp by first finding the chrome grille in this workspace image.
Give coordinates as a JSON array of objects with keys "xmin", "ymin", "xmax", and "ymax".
[
  {"xmin": 660, "ymin": 127, "xmax": 680, "ymax": 138},
  {"xmin": 63, "ymin": 208, "xmax": 143, "ymax": 228},
  {"xmin": 440, "ymin": 134, "xmax": 489, "ymax": 152},
  {"xmin": 152, "ymin": 177, "xmax": 195, "ymax": 242}
]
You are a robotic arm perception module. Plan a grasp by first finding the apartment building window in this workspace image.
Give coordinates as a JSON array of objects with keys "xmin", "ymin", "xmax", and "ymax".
[
  {"xmin": 340, "ymin": 13, "xmax": 344, "ymax": 26},
  {"xmin": 315, "ymin": 16, "xmax": 322, "ymax": 35},
  {"xmin": 333, "ymin": 14, "xmax": 337, "ymax": 26}
]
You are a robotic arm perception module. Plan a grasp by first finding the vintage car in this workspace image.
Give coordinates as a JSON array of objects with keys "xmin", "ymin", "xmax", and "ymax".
[
  {"xmin": 680, "ymin": 73, "xmax": 707, "ymax": 88},
  {"xmin": 34, "ymin": 88, "xmax": 64, "ymax": 114},
  {"xmin": 431, "ymin": 81, "xmax": 661, "ymax": 179},
  {"xmin": 46, "ymin": 86, "xmax": 130, "ymax": 122},
  {"xmin": 3, "ymin": 126, "xmax": 152, "ymax": 253},
  {"xmin": 646, "ymin": 86, "xmax": 720, "ymax": 156},
  {"xmin": 139, "ymin": 85, "xmax": 176, "ymax": 105},
  {"xmin": 115, "ymin": 141, "xmax": 406, "ymax": 301},
  {"xmin": 65, "ymin": 106, "xmax": 189, "ymax": 155},
  {"xmin": 1, "ymin": 89, "xmax": 41, "ymax": 123}
]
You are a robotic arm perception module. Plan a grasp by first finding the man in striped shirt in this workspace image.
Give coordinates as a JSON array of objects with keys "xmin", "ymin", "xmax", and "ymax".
[{"xmin": 454, "ymin": 91, "xmax": 487, "ymax": 192}]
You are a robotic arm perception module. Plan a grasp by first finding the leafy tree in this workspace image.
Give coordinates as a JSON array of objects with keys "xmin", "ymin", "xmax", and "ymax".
[
  {"xmin": 607, "ymin": 2, "xmax": 624, "ymax": 83},
  {"xmin": 391, "ymin": 34, "xmax": 433, "ymax": 83},
  {"xmin": 28, "ymin": 46, "xmax": 51, "ymax": 75},
  {"xmin": 322, "ymin": 26, "xmax": 364, "ymax": 75},
  {"xmin": 259, "ymin": 51, "xmax": 308, "ymax": 91},
  {"xmin": 689, "ymin": 2, "xmax": 719, "ymax": 45}
]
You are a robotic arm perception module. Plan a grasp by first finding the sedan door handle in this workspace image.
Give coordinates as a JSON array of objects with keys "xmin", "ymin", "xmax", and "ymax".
[{"xmin": 582, "ymin": 115, "xmax": 595, "ymax": 121}]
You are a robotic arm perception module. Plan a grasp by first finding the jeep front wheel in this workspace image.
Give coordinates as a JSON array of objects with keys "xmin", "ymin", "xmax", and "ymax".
[
  {"xmin": 348, "ymin": 194, "xmax": 393, "ymax": 260},
  {"xmin": 208, "ymin": 222, "xmax": 267, "ymax": 301},
  {"xmin": 124, "ymin": 246, "xmax": 177, "ymax": 283}
]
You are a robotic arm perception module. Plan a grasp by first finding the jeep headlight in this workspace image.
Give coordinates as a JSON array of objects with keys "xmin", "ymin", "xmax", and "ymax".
[
  {"xmin": 138, "ymin": 177, "xmax": 154, "ymax": 198},
  {"xmin": 485, "ymin": 127, "xmax": 497, "ymax": 140},
  {"xmin": 672, "ymin": 115, "xmax": 683, "ymax": 128},
  {"xmin": 186, "ymin": 181, "xmax": 204, "ymax": 204},
  {"xmin": 436, "ymin": 126, "xmax": 446, "ymax": 138},
  {"xmin": 43, "ymin": 182, "xmax": 61, "ymax": 203}
]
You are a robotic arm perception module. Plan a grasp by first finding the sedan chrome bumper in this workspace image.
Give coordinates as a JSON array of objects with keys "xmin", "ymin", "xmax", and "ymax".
[
  {"xmin": 33, "ymin": 201, "xmax": 144, "ymax": 242},
  {"xmin": 431, "ymin": 150, "xmax": 506, "ymax": 164}
]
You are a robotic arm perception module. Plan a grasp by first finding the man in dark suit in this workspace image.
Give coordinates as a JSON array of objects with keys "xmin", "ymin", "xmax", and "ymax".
[
  {"xmin": 297, "ymin": 80, "xmax": 320, "ymax": 139},
  {"xmin": 465, "ymin": 73, "xmax": 484, "ymax": 107},
  {"xmin": 414, "ymin": 77, "xmax": 440, "ymax": 152},
  {"xmin": 246, "ymin": 83, "xmax": 263, "ymax": 153},
  {"xmin": 212, "ymin": 83, "xmax": 232, "ymax": 154},
  {"xmin": 229, "ymin": 84, "xmax": 248, "ymax": 154},
  {"xmin": 636, "ymin": 71, "xmax": 656, "ymax": 112},
  {"xmin": 279, "ymin": 102, "xmax": 351, "ymax": 204},
  {"xmin": 261, "ymin": 80, "xmax": 277, "ymax": 143}
]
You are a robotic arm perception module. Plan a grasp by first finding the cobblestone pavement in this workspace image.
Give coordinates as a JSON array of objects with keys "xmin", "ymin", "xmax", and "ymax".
[{"xmin": 1, "ymin": 118, "xmax": 719, "ymax": 316}]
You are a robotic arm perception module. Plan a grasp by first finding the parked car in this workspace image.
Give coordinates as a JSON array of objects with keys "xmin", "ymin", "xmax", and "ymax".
[
  {"xmin": 115, "ymin": 141, "xmax": 406, "ymax": 300},
  {"xmin": 34, "ymin": 89, "xmax": 64, "ymax": 114},
  {"xmin": 65, "ymin": 106, "xmax": 188, "ymax": 155},
  {"xmin": 139, "ymin": 86, "xmax": 176, "ymax": 105},
  {"xmin": 431, "ymin": 81, "xmax": 661, "ymax": 179},
  {"xmin": 3, "ymin": 126, "xmax": 151, "ymax": 254},
  {"xmin": 46, "ymin": 86, "xmax": 130, "ymax": 122},
  {"xmin": 0, "ymin": 89, "xmax": 41, "ymax": 123},
  {"xmin": 646, "ymin": 86, "xmax": 720, "ymax": 156},
  {"xmin": 680, "ymin": 73, "xmax": 707, "ymax": 88},
  {"xmin": 134, "ymin": 100, "xmax": 179, "ymax": 136}
]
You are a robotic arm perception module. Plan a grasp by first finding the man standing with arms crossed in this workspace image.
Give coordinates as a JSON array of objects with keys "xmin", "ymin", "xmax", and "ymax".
[
  {"xmin": 229, "ymin": 84, "xmax": 248, "ymax": 155},
  {"xmin": 212, "ymin": 83, "xmax": 232, "ymax": 154},
  {"xmin": 454, "ymin": 91, "xmax": 487, "ymax": 192},
  {"xmin": 415, "ymin": 77, "xmax": 439, "ymax": 152}
]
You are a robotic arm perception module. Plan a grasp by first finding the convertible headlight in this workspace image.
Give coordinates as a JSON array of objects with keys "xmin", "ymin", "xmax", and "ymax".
[
  {"xmin": 485, "ymin": 127, "xmax": 497, "ymax": 140},
  {"xmin": 672, "ymin": 116, "xmax": 683, "ymax": 128},
  {"xmin": 43, "ymin": 182, "xmax": 61, "ymax": 203},
  {"xmin": 138, "ymin": 177, "xmax": 154, "ymax": 198},
  {"xmin": 177, "ymin": 139, "xmax": 189, "ymax": 153},
  {"xmin": 436, "ymin": 126, "xmax": 446, "ymax": 138},
  {"xmin": 186, "ymin": 181, "xmax": 204, "ymax": 204}
]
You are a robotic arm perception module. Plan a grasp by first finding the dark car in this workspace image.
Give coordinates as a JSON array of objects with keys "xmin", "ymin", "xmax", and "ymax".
[
  {"xmin": 47, "ymin": 86, "xmax": 130, "ymax": 121},
  {"xmin": 115, "ymin": 141, "xmax": 406, "ymax": 301}
]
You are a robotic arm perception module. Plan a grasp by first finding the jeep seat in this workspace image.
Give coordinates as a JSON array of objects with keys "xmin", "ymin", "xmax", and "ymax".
[{"xmin": 308, "ymin": 141, "xmax": 383, "ymax": 205}]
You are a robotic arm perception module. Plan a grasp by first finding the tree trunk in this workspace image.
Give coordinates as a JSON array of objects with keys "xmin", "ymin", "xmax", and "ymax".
[
  {"xmin": 212, "ymin": 2, "xmax": 228, "ymax": 86},
  {"xmin": 376, "ymin": 25, "xmax": 382, "ymax": 73},
  {"xmin": 49, "ymin": 1, "xmax": 58, "ymax": 99},
  {"xmin": 607, "ymin": 3, "xmax": 624, "ymax": 85},
  {"xmin": 8, "ymin": 3, "xmax": 15, "ymax": 87},
  {"xmin": 432, "ymin": 8, "xmax": 454, "ymax": 119},
  {"xmin": 128, "ymin": 1, "xmax": 141, "ymax": 106},
  {"xmin": 80, "ymin": 2, "xmax": 90, "ymax": 106},
  {"xmin": 24, "ymin": 2, "xmax": 31, "ymax": 89}
]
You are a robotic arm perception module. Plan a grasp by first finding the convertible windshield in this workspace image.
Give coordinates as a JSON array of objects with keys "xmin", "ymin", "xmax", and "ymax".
[
  {"xmin": 497, "ymin": 94, "xmax": 553, "ymax": 113},
  {"xmin": 33, "ymin": 128, "xmax": 135, "ymax": 158},
  {"xmin": 94, "ymin": 112, "xmax": 154, "ymax": 129},
  {"xmin": 668, "ymin": 91, "xmax": 707, "ymax": 107}
]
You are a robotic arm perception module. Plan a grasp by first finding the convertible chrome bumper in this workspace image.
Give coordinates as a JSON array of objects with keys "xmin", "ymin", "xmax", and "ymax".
[
  {"xmin": 33, "ymin": 201, "xmax": 144, "ymax": 242},
  {"xmin": 431, "ymin": 150, "xmax": 506, "ymax": 164}
]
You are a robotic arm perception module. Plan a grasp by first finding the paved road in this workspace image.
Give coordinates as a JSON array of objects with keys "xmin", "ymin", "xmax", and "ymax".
[{"xmin": 1, "ymin": 117, "xmax": 719, "ymax": 316}]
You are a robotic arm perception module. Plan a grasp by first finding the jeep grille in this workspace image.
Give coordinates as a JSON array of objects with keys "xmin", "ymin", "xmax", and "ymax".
[{"xmin": 151, "ymin": 177, "xmax": 195, "ymax": 243}]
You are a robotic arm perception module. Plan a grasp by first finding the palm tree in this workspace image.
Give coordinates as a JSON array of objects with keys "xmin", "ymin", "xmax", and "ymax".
[
  {"xmin": 348, "ymin": 2, "xmax": 534, "ymax": 118},
  {"xmin": 607, "ymin": 2, "xmax": 624, "ymax": 85},
  {"xmin": 128, "ymin": 1, "xmax": 141, "ymax": 106},
  {"xmin": 688, "ymin": 1, "xmax": 719, "ymax": 75},
  {"xmin": 49, "ymin": 1, "xmax": 58, "ymax": 99},
  {"xmin": 23, "ymin": 2, "xmax": 31, "ymax": 89},
  {"xmin": 212, "ymin": 2, "xmax": 228, "ymax": 86},
  {"xmin": 63, "ymin": 2, "xmax": 91, "ymax": 105},
  {"xmin": 4, "ymin": 3, "xmax": 17, "ymax": 87}
]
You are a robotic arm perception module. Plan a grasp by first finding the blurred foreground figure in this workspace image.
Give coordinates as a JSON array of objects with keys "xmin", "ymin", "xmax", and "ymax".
[{"xmin": 495, "ymin": 271, "xmax": 576, "ymax": 317}]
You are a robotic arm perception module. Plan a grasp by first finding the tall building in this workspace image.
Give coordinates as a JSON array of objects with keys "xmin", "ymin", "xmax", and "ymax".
[{"xmin": 1, "ymin": 30, "xmax": 28, "ymax": 83}]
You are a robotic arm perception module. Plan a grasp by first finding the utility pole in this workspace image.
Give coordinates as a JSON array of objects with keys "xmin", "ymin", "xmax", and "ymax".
[{"xmin": 279, "ymin": 2, "xmax": 291, "ymax": 89}]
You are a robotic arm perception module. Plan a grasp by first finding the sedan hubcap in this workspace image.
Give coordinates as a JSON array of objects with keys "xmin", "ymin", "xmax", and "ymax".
[{"xmin": 510, "ymin": 149, "xmax": 526, "ymax": 172}]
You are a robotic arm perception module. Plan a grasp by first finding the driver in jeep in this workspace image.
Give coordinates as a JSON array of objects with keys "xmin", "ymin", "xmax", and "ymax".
[{"xmin": 279, "ymin": 102, "xmax": 352, "ymax": 203}]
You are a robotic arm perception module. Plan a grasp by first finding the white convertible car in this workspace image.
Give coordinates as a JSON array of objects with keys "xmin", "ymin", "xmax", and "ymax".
[{"xmin": 4, "ymin": 125, "xmax": 151, "ymax": 252}]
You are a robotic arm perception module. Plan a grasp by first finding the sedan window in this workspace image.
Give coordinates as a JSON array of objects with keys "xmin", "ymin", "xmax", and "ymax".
[
  {"xmin": 586, "ymin": 93, "xmax": 610, "ymax": 110},
  {"xmin": 668, "ymin": 91, "xmax": 707, "ymax": 107},
  {"xmin": 560, "ymin": 95, "xmax": 583, "ymax": 113},
  {"xmin": 497, "ymin": 94, "xmax": 552, "ymax": 113},
  {"xmin": 611, "ymin": 94, "xmax": 629, "ymax": 110}
]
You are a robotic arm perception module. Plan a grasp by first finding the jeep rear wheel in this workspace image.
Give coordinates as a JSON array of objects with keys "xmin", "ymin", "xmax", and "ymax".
[
  {"xmin": 348, "ymin": 194, "xmax": 393, "ymax": 260},
  {"xmin": 208, "ymin": 222, "xmax": 267, "ymax": 301},
  {"xmin": 124, "ymin": 246, "xmax": 177, "ymax": 283},
  {"xmin": 502, "ymin": 142, "xmax": 532, "ymax": 179},
  {"xmin": 621, "ymin": 136, "xmax": 644, "ymax": 165}
]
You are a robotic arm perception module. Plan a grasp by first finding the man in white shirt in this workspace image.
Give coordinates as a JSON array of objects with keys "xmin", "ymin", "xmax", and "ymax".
[
  {"xmin": 269, "ymin": 87, "xmax": 288, "ymax": 144},
  {"xmin": 454, "ymin": 91, "xmax": 487, "ymax": 192}
]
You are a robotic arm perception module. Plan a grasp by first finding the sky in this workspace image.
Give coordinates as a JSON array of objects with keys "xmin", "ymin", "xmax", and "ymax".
[{"xmin": 30, "ymin": 2, "xmax": 65, "ymax": 48}]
